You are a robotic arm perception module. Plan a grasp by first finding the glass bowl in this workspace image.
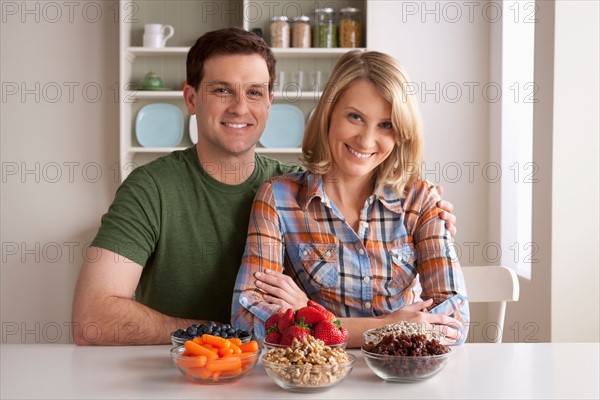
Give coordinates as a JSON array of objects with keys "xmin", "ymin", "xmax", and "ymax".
[
  {"xmin": 263, "ymin": 339, "xmax": 347, "ymax": 351},
  {"xmin": 170, "ymin": 345, "xmax": 259, "ymax": 384},
  {"xmin": 171, "ymin": 333, "xmax": 251, "ymax": 347},
  {"xmin": 261, "ymin": 353, "xmax": 356, "ymax": 392},
  {"xmin": 361, "ymin": 348, "xmax": 451, "ymax": 383}
]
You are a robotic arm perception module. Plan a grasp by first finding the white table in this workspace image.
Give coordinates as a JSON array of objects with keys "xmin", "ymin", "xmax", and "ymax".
[{"xmin": 1, "ymin": 343, "xmax": 598, "ymax": 399}]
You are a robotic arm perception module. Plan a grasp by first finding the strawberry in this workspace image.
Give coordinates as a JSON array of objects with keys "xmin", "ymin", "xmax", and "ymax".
[
  {"xmin": 313, "ymin": 319, "xmax": 346, "ymax": 345},
  {"xmin": 295, "ymin": 306, "xmax": 328, "ymax": 325},
  {"xmin": 277, "ymin": 308, "xmax": 295, "ymax": 333},
  {"xmin": 265, "ymin": 311, "xmax": 282, "ymax": 333},
  {"xmin": 307, "ymin": 300, "xmax": 336, "ymax": 321},
  {"xmin": 265, "ymin": 330, "xmax": 282, "ymax": 344},
  {"xmin": 339, "ymin": 325, "xmax": 349, "ymax": 342},
  {"xmin": 280, "ymin": 318, "xmax": 312, "ymax": 346}
]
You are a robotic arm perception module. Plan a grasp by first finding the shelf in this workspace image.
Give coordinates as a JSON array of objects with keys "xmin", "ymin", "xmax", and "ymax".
[
  {"xmin": 130, "ymin": 91, "xmax": 183, "ymax": 99},
  {"xmin": 127, "ymin": 91, "xmax": 319, "ymax": 100},
  {"xmin": 125, "ymin": 46, "xmax": 363, "ymax": 60},
  {"xmin": 272, "ymin": 48, "xmax": 366, "ymax": 57},
  {"xmin": 126, "ymin": 47, "xmax": 189, "ymax": 59},
  {"xmin": 273, "ymin": 91, "xmax": 322, "ymax": 100}
]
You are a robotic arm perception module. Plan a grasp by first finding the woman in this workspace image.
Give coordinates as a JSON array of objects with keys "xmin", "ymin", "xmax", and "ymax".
[{"xmin": 232, "ymin": 51, "xmax": 469, "ymax": 347}]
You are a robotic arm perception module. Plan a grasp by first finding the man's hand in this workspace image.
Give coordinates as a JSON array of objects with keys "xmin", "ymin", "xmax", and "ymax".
[
  {"xmin": 254, "ymin": 269, "xmax": 308, "ymax": 310},
  {"xmin": 436, "ymin": 185, "xmax": 457, "ymax": 238}
]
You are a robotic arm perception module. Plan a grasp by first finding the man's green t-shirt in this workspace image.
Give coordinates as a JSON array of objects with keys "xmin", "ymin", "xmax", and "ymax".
[{"xmin": 91, "ymin": 147, "xmax": 299, "ymax": 323}]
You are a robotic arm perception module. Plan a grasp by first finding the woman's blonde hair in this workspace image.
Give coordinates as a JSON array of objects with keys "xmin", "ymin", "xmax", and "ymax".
[{"xmin": 301, "ymin": 50, "xmax": 423, "ymax": 195}]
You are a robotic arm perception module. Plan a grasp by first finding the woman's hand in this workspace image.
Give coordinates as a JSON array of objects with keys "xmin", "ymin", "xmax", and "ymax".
[
  {"xmin": 254, "ymin": 269, "xmax": 308, "ymax": 310},
  {"xmin": 436, "ymin": 185, "xmax": 457, "ymax": 238},
  {"xmin": 382, "ymin": 299, "xmax": 463, "ymax": 345}
]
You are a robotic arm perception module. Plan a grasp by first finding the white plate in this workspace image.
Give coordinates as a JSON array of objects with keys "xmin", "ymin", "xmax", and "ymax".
[
  {"xmin": 135, "ymin": 103, "xmax": 183, "ymax": 147},
  {"xmin": 189, "ymin": 114, "xmax": 198, "ymax": 144},
  {"xmin": 259, "ymin": 104, "xmax": 305, "ymax": 148}
]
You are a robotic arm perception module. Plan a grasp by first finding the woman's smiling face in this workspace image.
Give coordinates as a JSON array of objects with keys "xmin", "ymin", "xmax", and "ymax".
[{"xmin": 327, "ymin": 79, "xmax": 396, "ymax": 183}]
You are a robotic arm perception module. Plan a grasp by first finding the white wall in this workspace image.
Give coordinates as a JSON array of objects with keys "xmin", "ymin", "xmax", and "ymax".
[
  {"xmin": 367, "ymin": 0, "xmax": 491, "ymax": 268},
  {"xmin": 1, "ymin": 3, "xmax": 120, "ymax": 343},
  {"xmin": 551, "ymin": 0, "xmax": 599, "ymax": 341}
]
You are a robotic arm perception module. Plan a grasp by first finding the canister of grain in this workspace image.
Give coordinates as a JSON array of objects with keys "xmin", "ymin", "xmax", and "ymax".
[
  {"xmin": 270, "ymin": 16, "xmax": 290, "ymax": 48},
  {"xmin": 291, "ymin": 15, "xmax": 311, "ymax": 48},
  {"xmin": 339, "ymin": 7, "xmax": 362, "ymax": 48},
  {"xmin": 313, "ymin": 8, "xmax": 337, "ymax": 48}
]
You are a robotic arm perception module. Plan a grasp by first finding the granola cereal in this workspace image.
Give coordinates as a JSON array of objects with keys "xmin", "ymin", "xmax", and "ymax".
[
  {"xmin": 363, "ymin": 321, "xmax": 443, "ymax": 345},
  {"xmin": 262, "ymin": 336, "xmax": 354, "ymax": 388}
]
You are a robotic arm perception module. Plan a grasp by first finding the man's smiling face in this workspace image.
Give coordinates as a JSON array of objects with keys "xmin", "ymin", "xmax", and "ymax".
[{"xmin": 185, "ymin": 53, "xmax": 272, "ymax": 159}]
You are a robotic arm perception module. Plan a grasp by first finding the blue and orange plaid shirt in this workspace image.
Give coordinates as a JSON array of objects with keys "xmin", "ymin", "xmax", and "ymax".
[{"xmin": 232, "ymin": 171, "xmax": 469, "ymax": 343}]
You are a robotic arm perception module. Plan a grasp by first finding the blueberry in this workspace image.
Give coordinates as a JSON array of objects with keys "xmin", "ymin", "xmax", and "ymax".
[
  {"xmin": 173, "ymin": 329, "xmax": 185, "ymax": 337},
  {"xmin": 226, "ymin": 328, "xmax": 236, "ymax": 336},
  {"xmin": 186, "ymin": 327, "xmax": 198, "ymax": 336},
  {"xmin": 222, "ymin": 323, "xmax": 231, "ymax": 330}
]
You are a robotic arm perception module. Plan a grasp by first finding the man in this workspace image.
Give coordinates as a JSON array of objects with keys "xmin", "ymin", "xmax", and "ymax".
[{"xmin": 72, "ymin": 28, "xmax": 456, "ymax": 345}]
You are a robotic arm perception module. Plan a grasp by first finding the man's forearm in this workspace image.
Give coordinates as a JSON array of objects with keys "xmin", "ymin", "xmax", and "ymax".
[{"xmin": 72, "ymin": 295, "xmax": 200, "ymax": 345}]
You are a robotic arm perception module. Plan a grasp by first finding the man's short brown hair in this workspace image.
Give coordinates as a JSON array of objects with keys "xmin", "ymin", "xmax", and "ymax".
[{"xmin": 186, "ymin": 27, "xmax": 276, "ymax": 93}]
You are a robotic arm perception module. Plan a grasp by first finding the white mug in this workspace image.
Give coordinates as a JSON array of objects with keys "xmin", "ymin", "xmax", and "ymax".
[{"xmin": 143, "ymin": 24, "xmax": 174, "ymax": 48}]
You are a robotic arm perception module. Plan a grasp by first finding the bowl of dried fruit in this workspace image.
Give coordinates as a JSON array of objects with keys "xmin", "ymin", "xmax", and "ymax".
[
  {"xmin": 361, "ymin": 322, "xmax": 450, "ymax": 383},
  {"xmin": 262, "ymin": 336, "xmax": 356, "ymax": 392}
]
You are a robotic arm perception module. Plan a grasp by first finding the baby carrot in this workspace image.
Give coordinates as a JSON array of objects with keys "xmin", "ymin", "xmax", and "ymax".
[
  {"xmin": 226, "ymin": 337, "xmax": 243, "ymax": 346},
  {"xmin": 239, "ymin": 340, "xmax": 258, "ymax": 353},
  {"xmin": 218, "ymin": 347, "xmax": 234, "ymax": 357},
  {"xmin": 184, "ymin": 340, "xmax": 218, "ymax": 359},
  {"xmin": 220, "ymin": 368, "xmax": 243, "ymax": 377},
  {"xmin": 192, "ymin": 338, "xmax": 220, "ymax": 352},
  {"xmin": 177, "ymin": 355, "xmax": 207, "ymax": 368},
  {"xmin": 193, "ymin": 366, "xmax": 213, "ymax": 380},
  {"xmin": 201, "ymin": 334, "xmax": 231, "ymax": 349},
  {"xmin": 228, "ymin": 342, "xmax": 242, "ymax": 354},
  {"xmin": 212, "ymin": 371, "xmax": 221, "ymax": 382},
  {"xmin": 205, "ymin": 357, "xmax": 242, "ymax": 372}
]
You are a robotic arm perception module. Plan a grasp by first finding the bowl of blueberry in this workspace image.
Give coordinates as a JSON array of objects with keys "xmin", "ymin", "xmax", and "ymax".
[{"xmin": 171, "ymin": 321, "xmax": 251, "ymax": 347}]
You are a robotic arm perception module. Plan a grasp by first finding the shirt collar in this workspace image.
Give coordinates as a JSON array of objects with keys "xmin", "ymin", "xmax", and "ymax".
[
  {"xmin": 299, "ymin": 173, "xmax": 406, "ymax": 215},
  {"xmin": 375, "ymin": 185, "xmax": 406, "ymax": 214},
  {"xmin": 298, "ymin": 173, "xmax": 328, "ymax": 210}
]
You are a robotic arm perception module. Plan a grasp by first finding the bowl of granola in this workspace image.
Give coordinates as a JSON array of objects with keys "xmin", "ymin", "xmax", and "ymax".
[{"xmin": 261, "ymin": 336, "xmax": 356, "ymax": 392}]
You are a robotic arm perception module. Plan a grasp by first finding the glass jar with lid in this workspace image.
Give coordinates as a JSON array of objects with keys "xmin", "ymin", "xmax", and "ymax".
[
  {"xmin": 313, "ymin": 8, "xmax": 337, "ymax": 48},
  {"xmin": 291, "ymin": 15, "xmax": 311, "ymax": 48},
  {"xmin": 270, "ymin": 16, "xmax": 290, "ymax": 48},
  {"xmin": 339, "ymin": 7, "xmax": 362, "ymax": 48}
]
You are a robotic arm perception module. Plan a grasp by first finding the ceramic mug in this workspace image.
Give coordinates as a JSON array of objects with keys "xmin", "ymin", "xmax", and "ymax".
[{"xmin": 143, "ymin": 24, "xmax": 174, "ymax": 48}]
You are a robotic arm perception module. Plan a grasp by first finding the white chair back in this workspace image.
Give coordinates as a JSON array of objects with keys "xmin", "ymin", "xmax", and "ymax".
[{"xmin": 461, "ymin": 265, "xmax": 520, "ymax": 343}]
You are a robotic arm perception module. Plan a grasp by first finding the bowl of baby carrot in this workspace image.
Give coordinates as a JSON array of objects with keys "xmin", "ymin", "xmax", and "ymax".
[{"xmin": 170, "ymin": 334, "xmax": 260, "ymax": 384}]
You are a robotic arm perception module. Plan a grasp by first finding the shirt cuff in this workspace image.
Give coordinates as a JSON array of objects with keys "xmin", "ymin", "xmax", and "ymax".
[{"xmin": 429, "ymin": 293, "xmax": 470, "ymax": 345}]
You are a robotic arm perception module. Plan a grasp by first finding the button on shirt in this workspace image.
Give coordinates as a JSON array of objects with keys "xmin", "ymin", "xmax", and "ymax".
[{"xmin": 231, "ymin": 172, "xmax": 469, "ymax": 342}]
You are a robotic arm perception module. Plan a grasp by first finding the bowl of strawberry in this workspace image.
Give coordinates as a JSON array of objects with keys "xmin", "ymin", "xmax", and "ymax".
[{"xmin": 263, "ymin": 301, "xmax": 348, "ymax": 350}]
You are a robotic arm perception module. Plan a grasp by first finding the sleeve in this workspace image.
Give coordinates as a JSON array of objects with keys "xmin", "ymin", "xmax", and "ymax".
[
  {"xmin": 231, "ymin": 181, "xmax": 286, "ymax": 339},
  {"xmin": 411, "ymin": 182, "xmax": 470, "ymax": 344},
  {"xmin": 90, "ymin": 166, "xmax": 161, "ymax": 267}
]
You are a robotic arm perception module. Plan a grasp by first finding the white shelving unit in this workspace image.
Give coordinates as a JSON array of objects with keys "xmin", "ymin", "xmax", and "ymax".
[{"xmin": 118, "ymin": 0, "xmax": 367, "ymax": 181}]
